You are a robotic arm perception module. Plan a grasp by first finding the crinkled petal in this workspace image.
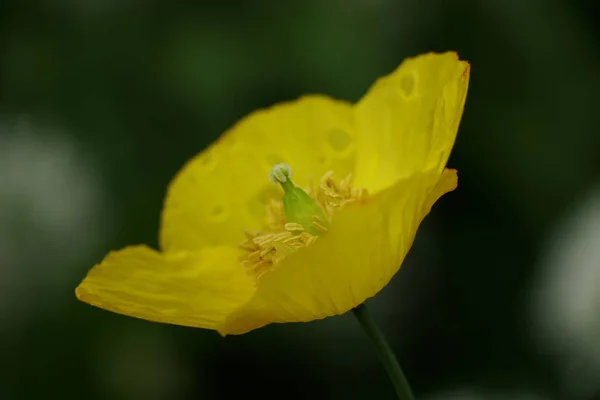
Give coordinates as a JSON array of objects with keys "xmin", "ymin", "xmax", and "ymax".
[
  {"xmin": 353, "ymin": 52, "xmax": 469, "ymax": 193},
  {"xmin": 160, "ymin": 95, "xmax": 356, "ymax": 252},
  {"xmin": 220, "ymin": 169, "xmax": 458, "ymax": 334},
  {"xmin": 75, "ymin": 245, "xmax": 255, "ymax": 329}
]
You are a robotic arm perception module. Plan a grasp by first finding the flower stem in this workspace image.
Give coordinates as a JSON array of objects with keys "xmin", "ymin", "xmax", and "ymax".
[{"xmin": 352, "ymin": 303, "xmax": 415, "ymax": 400}]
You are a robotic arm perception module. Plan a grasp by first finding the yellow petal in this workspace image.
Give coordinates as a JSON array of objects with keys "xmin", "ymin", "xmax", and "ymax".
[
  {"xmin": 160, "ymin": 95, "xmax": 355, "ymax": 252},
  {"xmin": 353, "ymin": 52, "xmax": 469, "ymax": 193},
  {"xmin": 220, "ymin": 169, "xmax": 458, "ymax": 334},
  {"xmin": 75, "ymin": 245, "xmax": 255, "ymax": 329}
]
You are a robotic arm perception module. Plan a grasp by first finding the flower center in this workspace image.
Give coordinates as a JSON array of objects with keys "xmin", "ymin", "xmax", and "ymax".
[{"xmin": 239, "ymin": 163, "xmax": 368, "ymax": 278}]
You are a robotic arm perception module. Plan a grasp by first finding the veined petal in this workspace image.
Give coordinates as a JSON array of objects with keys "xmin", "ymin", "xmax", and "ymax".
[
  {"xmin": 353, "ymin": 52, "xmax": 469, "ymax": 193},
  {"xmin": 75, "ymin": 245, "xmax": 255, "ymax": 329},
  {"xmin": 160, "ymin": 95, "xmax": 355, "ymax": 252},
  {"xmin": 220, "ymin": 169, "xmax": 458, "ymax": 335}
]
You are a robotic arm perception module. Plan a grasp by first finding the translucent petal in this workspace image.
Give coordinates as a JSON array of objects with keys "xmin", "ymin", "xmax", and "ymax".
[
  {"xmin": 160, "ymin": 95, "xmax": 355, "ymax": 252},
  {"xmin": 220, "ymin": 169, "xmax": 458, "ymax": 334},
  {"xmin": 75, "ymin": 245, "xmax": 255, "ymax": 329},
  {"xmin": 353, "ymin": 52, "xmax": 469, "ymax": 193}
]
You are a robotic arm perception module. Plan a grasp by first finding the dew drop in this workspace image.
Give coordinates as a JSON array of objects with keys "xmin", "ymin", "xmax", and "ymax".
[
  {"xmin": 398, "ymin": 72, "xmax": 417, "ymax": 99},
  {"xmin": 317, "ymin": 154, "xmax": 329, "ymax": 166},
  {"xmin": 198, "ymin": 151, "xmax": 216, "ymax": 171},
  {"xmin": 219, "ymin": 132, "xmax": 240, "ymax": 151},
  {"xmin": 327, "ymin": 130, "xmax": 352, "ymax": 152},
  {"xmin": 209, "ymin": 205, "xmax": 227, "ymax": 222}
]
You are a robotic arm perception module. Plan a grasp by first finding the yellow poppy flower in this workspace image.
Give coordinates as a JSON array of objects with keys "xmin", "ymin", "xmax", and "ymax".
[{"xmin": 75, "ymin": 52, "xmax": 470, "ymax": 335}]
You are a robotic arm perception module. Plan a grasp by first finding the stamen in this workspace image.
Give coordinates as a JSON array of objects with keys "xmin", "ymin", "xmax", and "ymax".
[
  {"xmin": 244, "ymin": 230, "xmax": 259, "ymax": 239},
  {"xmin": 283, "ymin": 236, "xmax": 302, "ymax": 244},
  {"xmin": 311, "ymin": 220, "xmax": 329, "ymax": 234},
  {"xmin": 259, "ymin": 247, "xmax": 275, "ymax": 258},
  {"xmin": 285, "ymin": 222, "xmax": 305, "ymax": 232},
  {"xmin": 247, "ymin": 250, "xmax": 262, "ymax": 262},
  {"xmin": 320, "ymin": 170, "xmax": 334, "ymax": 182},
  {"xmin": 240, "ymin": 168, "xmax": 367, "ymax": 277},
  {"xmin": 239, "ymin": 242, "xmax": 258, "ymax": 252}
]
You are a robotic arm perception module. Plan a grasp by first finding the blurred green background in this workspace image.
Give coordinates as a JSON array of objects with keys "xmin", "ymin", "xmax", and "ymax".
[{"xmin": 1, "ymin": 0, "xmax": 599, "ymax": 399}]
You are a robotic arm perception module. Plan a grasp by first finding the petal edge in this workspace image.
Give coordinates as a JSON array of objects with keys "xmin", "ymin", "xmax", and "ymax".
[
  {"xmin": 76, "ymin": 245, "xmax": 255, "ymax": 329},
  {"xmin": 221, "ymin": 170, "xmax": 457, "ymax": 334},
  {"xmin": 353, "ymin": 52, "xmax": 469, "ymax": 193}
]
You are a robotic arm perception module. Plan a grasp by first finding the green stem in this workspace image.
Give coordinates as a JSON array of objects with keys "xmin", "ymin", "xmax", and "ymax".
[{"xmin": 352, "ymin": 303, "xmax": 415, "ymax": 400}]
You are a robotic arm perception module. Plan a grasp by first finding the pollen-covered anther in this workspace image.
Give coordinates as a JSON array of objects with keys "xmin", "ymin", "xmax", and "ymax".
[
  {"xmin": 239, "ymin": 169, "xmax": 367, "ymax": 278},
  {"xmin": 318, "ymin": 171, "xmax": 368, "ymax": 210},
  {"xmin": 284, "ymin": 222, "xmax": 305, "ymax": 232},
  {"xmin": 311, "ymin": 215, "xmax": 329, "ymax": 234}
]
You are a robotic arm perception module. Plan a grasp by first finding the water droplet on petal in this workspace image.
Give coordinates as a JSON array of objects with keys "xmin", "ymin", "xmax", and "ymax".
[
  {"xmin": 327, "ymin": 130, "xmax": 352, "ymax": 152},
  {"xmin": 218, "ymin": 132, "xmax": 240, "ymax": 151},
  {"xmin": 198, "ymin": 150, "xmax": 216, "ymax": 171},
  {"xmin": 398, "ymin": 72, "xmax": 417, "ymax": 99},
  {"xmin": 317, "ymin": 154, "xmax": 330, "ymax": 168},
  {"xmin": 208, "ymin": 205, "xmax": 227, "ymax": 222}
]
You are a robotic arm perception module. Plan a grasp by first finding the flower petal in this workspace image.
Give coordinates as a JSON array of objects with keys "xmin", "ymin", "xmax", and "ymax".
[
  {"xmin": 160, "ymin": 95, "xmax": 355, "ymax": 252},
  {"xmin": 353, "ymin": 52, "xmax": 469, "ymax": 193},
  {"xmin": 75, "ymin": 245, "xmax": 255, "ymax": 329},
  {"xmin": 220, "ymin": 169, "xmax": 458, "ymax": 334}
]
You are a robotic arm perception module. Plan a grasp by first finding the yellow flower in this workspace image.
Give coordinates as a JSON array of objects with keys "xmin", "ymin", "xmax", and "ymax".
[{"xmin": 75, "ymin": 52, "xmax": 470, "ymax": 335}]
